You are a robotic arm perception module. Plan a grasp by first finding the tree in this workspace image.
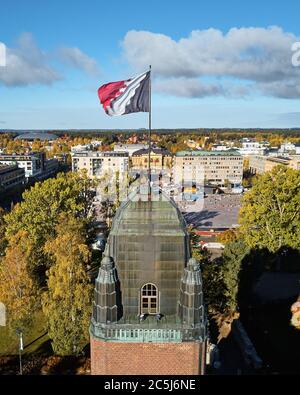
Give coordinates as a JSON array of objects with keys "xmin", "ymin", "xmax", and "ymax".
[
  {"xmin": 239, "ymin": 166, "xmax": 300, "ymax": 253},
  {"xmin": 188, "ymin": 226, "xmax": 211, "ymax": 263},
  {"xmin": 216, "ymin": 229, "xmax": 239, "ymax": 245},
  {"xmin": 220, "ymin": 239, "xmax": 249, "ymax": 313},
  {"xmin": 0, "ymin": 207, "xmax": 7, "ymax": 256},
  {"xmin": 4, "ymin": 171, "xmax": 97, "ymax": 285},
  {"xmin": 224, "ymin": 179, "xmax": 230, "ymax": 188},
  {"xmin": 42, "ymin": 215, "xmax": 93, "ymax": 355},
  {"xmin": 201, "ymin": 239, "xmax": 250, "ymax": 341},
  {"xmin": 0, "ymin": 231, "xmax": 37, "ymax": 329}
]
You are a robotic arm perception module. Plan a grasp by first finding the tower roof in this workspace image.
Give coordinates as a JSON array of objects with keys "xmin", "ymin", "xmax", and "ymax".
[{"xmin": 110, "ymin": 188, "xmax": 188, "ymax": 238}]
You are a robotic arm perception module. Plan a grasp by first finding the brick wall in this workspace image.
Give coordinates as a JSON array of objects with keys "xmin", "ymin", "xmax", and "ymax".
[{"xmin": 90, "ymin": 337, "xmax": 205, "ymax": 375}]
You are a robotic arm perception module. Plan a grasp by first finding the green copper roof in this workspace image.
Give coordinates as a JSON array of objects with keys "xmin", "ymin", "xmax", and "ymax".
[
  {"xmin": 110, "ymin": 189, "xmax": 188, "ymax": 237},
  {"xmin": 176, "ymin": 150, "xmax": 241, "ymax": 157}
]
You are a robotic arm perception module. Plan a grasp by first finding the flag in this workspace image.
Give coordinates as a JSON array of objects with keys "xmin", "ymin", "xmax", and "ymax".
[{"xmin": 98, "ymin": 71, "xmax": 150, "ymax": 116}]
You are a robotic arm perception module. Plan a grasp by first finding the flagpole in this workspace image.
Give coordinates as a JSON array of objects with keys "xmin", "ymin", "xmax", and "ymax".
[{"xmin": 148, "ymin": 65, "xmax": 152, "ymax": 185}]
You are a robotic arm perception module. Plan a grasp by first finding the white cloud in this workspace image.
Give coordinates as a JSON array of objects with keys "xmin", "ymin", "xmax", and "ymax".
[
  {"xmin": 58, "ymin": 46, "xmax": 100, "ymax": 76},
  {"xmin": 0, "ymin": 33, "xmax": 101, "ymax": 87},
  {"xmin": 0, "ymin": 33, "xmax": 61, "ymax": 87},
  {"xmin": 122, "ymin": 27, "xmax": 300, "ymax": 98},
  {"xmin": 154, "ymin": 78, "xmax": 223, "ymax": 97},
  {"xmin": 154, "ymin": 77, "xmax": 251, "ymax": 98}
]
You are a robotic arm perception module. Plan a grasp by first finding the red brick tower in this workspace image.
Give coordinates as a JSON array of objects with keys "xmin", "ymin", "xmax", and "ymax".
[{"xmin": 90, "ymin": 190, "xmax": 208, "ymax": 375}]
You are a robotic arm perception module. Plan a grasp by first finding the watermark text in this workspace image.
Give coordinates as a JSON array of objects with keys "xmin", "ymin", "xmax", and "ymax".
[
  {"xmin": 0, "ymin": 42, "xmax": 6, "ymax": 67},
  {"xmin": 291, "ymin": 42, "xmax": 300, "ymax": 67}
]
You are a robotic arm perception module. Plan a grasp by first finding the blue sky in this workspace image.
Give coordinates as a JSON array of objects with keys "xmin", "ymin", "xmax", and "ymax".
[{"xmin": 1, "ymin": 0, "xmax": 300, "ymax": 129}]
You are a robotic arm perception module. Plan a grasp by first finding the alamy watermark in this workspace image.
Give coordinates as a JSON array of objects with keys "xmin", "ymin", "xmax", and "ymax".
[
  {"xmin": 0, "ymin": 42, "xmax": 6, "ymax": 67},
  {"xmin": 96, "ymin": 165, "xmax": 206, "ymax": 214},
  {"xmin": 291, "ymin": 42, "xmax": 300, "ymax": 67}
]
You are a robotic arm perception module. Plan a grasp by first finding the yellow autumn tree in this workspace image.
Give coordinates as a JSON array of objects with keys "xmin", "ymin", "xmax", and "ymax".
[
  {"xmin": 42, "ymin": 215, "xmax": 93, "ymax": 356},
  {"xmin": 0, "ymin": 231, "xmax": 37, "ymax": 329}
]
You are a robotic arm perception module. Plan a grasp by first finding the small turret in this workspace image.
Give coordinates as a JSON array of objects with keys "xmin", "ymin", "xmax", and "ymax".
[
  {"xmin": 92, "ymin": 245, "xmax": 121, "ymax": 324},
  {"xmin": 178, "ymin": 257, "xmax": 204, "ymax": 327}
]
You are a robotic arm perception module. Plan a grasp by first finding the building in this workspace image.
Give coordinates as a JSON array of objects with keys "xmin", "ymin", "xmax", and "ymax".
[
  {"xmin": 71, "ymin": 144, "xmax": 92, "ymax": 153},
  {"xmin": 0, "ymin": 164, "xmax": 25, "ymax": 192},
  {"xmin": 71, "ymin": 151, "xmax": 129, "ymax": 180},
  {"xmin": 238, "ymin": 139, "xmax": 267, "ymax": 156},
  {"xmin": 90, "ymin": 188, "xmax": 208, "ymax": 375},
  {"xmin": 0, "ymin": 152, "xmax": 46, "ymax": 178},
  {"xmin": 14, "ymin": 131, "xmax": 58, "ymax": 141},
  {"xmin": 113, "ymin": 144, "xmax": 148, "ymax": 156},
  {"xmin": 279, "ymin": 142, "xmax": 300, "ymax": 155},
  {"xmin": 249, "ymin": 155, "xmax": 300, "ymax": 174},
  {"xmin": 41, "ymin": 158, "xmax": 59, "ymax": 179},
  {"xmin": 131, "ymin": 148, "xmax": 172, "ymax": 173},
  {"xmin": 90, "ymin": 140, "xmax": 102, "ymax": 149},
  {"xmin": 173, "ymin": 150, "xmax": 243, "ymax": 186},
  {"xmin": 211, "ymin": 144, "xmax": 230, "ymax": 151}
]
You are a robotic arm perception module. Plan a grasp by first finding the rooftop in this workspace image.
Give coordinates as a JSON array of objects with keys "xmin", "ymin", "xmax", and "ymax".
[
  {"xmin": 14, "ymin": 132, "xmax": 58, "ymax": 141},
  {"xmin": 110, "ymin": 187, "xmax": 188, "ymax": 237},
  {"xmin": 72, "ymin": 150, "xmax": 129, "ymax": 157},
  {"xmin": 132, "ymin": 148, "xmax": 172, "ymax": 156},
  {"xmin": 176, "ymin": 150, "xmax": 241, "ymax": 157}
]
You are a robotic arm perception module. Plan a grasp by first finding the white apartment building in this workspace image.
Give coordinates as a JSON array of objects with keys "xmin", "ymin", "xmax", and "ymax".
[
  {"xmin": 279, "ymin": 142, "xmax": 300, "ymax": 155},
  {"xmin": 113, "ymin": 144, "xmax": 148, "ymax": 157},
  {"xmin": 71, "ymin": 144, "xmax": 92, "ymax": 153},
  {"xmin": 71, "ymin": 151, "xmax": 129, "ymax": 180},
  {"xmin": 173, "ymin": 150, "xmax": 243, "ymax": 186},
  {"xmin": 238, "ymin": 140, "xmax": 267, "ymax": 156},
  {"xmin": 0, "ymin": 152, "xmax": 45, "ymax": 178}
]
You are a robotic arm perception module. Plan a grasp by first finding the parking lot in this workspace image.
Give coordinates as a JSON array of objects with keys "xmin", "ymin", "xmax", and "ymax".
[{"xmin": 181, "ymin": 194, "xmax": 242, "ymax": 229}]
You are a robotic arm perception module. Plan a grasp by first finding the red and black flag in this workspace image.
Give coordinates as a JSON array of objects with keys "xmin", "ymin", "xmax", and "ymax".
[{"xmin": 97, "ymin": 71, "xmax": 150, "ymax": 116}]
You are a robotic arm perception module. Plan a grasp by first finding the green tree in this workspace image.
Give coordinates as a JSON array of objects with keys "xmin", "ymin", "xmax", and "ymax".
[
  {"xmin": 220, "ymin": 239, "xmax": 249, "ymax": 313},
  {"xmin": 4, "ymin": 171, "xmax": 97, "ymax": 285},
  {"xmin": 188, "ymin": 226, "xmax": 211, "ymax": 263},
  {"xmin": 0, "ymin": 231, "xmax": 37, "ymax": 329},
  {"xmin": 224, "ymin": 179, "xmax": 230, "ymax": 188},
  {"xmin": 42, "ymin": 215, "xmax": 93, "ymax": 356},
  {"xmin": 201, "ymin": 239, "xmax": 249, "ymax": 341},
  {"xmin": 239, "ymin": 166, "xmax": 300, "ymax": 253}
]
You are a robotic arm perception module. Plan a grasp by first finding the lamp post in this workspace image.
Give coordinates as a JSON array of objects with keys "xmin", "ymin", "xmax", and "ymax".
[{"xmin": 16, "ymin": 328, "xmax": 23, "ymax": 375}]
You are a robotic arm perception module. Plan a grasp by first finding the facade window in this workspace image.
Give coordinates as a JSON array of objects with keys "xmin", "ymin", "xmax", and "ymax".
[{"xmin": 140, "ymin": 283, "xmax": 159, "ymax": 315}]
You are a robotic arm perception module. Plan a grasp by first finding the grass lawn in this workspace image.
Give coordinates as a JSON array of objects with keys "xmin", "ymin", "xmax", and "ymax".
[
  {"xmin": 0, "ymin": 310, "xmax": 92, "ymax": 374},
  {"xmin": 0, "ymin": 310, "xmax": 51, "ymax": 356}
]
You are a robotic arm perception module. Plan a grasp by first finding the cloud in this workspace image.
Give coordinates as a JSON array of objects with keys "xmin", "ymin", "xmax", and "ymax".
[
  {"xmin": 0, "ymin": 33, "xmax": 101, "ymax": 87},
  {"xmin": 58, "ymin": 46, "xmax": 100, "ymax": 76},
  {"xmin": 154, "ymin": 78, "xmax": 225, "ymax": 98},
  {"xmin": 154, "ymin": 77, "xmax": 251, "ymax": 98},
  {"xmin": 122, "ymin": 27, "xmax": 300, "ymax": 98},
  {"xmin": 0, "ymin": 33, "xmax": 61, "ymax": 87},
  {"xmin": 259, "ymin": 81, "xmax": 300, "ymax": 99}
]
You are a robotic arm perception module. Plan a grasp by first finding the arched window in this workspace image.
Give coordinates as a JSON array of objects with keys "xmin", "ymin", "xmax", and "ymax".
[{"xmin": 140, "ymin": 283, "xmax": 159, "ymax": 315}]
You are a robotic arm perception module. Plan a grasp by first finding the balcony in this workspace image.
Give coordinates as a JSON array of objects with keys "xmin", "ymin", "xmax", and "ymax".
[{"xmin": 90, "ymin": 315, "xmax": 207, "ymax": 343}]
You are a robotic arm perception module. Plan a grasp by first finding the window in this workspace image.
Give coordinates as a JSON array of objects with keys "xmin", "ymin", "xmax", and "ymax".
[{"xmin": 140, "ymin": 283, "xmax": 159, "ymax": 315}]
